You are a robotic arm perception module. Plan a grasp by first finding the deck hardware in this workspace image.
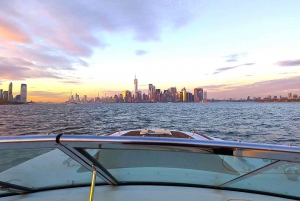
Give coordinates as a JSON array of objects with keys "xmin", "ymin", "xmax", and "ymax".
[{"xmin": 89, "ymin": 165, "xmax": 97, "ymax": 201}]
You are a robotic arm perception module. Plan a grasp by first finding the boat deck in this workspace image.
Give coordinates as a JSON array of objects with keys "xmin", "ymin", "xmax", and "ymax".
[{"xmin": 118, "ymin": 130, "xmax": 195, "ymax": 139}]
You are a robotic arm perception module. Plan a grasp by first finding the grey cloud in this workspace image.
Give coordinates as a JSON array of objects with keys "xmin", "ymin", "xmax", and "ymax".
[
  {"xmin": 0, "ymin": 64, "xmax": 62, "ymax": 80},
  {"xmin": 135, "ymin": 50, "xmax": 148, "ymax": 56},
  {"xmin": 213, "ymin": 63, "xmax": 255, "ymax": 75},
  {"xmin": 0, "ymin": 0, "xmax": 201, "ymax": 58},
  {"xmin": 244, "ymin": 62, "xmax": 255, "ymax": 66},
  {"xmin": 276, "ymin": 59, "xmax": 300, "ymax": 66},
  {"xmin": 245, "ymin": 75, "xmax": 253, "ymax": 77},
  {"xmin": 0, "ymin": 0, "xmax": 201, "ymax": 83}
]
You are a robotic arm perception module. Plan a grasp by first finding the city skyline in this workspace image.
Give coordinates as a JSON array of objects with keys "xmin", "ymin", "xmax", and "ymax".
[
  {"xmin": 1, "ymin": 77, "xmax": 299, "ymax": 103},
  {"xmin": 0, "ymin": 1, "xmax": 300, "ymax": 102}
]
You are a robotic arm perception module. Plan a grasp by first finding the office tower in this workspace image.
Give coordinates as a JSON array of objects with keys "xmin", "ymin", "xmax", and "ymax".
[
  {"xmin": 0, "ymin": 89, "xmax": 3, "ymax": 100},
  {"xmin": 15, "ymin": 95, "xmax": 21, "ymax": 102},
  {"xmin": 134, "ymin": 75, "xmax": 138, "ymax": 93},
  {"xmin": 288, "ymin": 93, "xmax": 292, "ymax": 99},
  {"xmin": 84, "ymin": 95, "xmax": 87, "ymax": 102},
  {"xmin": 8, "ymin": 82, "xmax": 13, "ymax": 101},
  {"xmin": 3, "ymin": 91, "xmax": 8, "ymax": 101},
  {"xmin": 134, "ymin": 75, "xmax": 138, "ymax": 101},
  {"xmin": 148, "ymin": 84, "xmax": 156, "ymax": 102},
  {"xmin": 20, "ymin": 84, "xmax": 27, "ymax": 103},
  {"xmin": 194, "ymin": 88, "xmax": 204, "ymax": 101},
  {"xmin": 186, "ymin": 92, "xmax": 193, "ymax": 102},
  {"xmin": 199, "ymin": 88, "xmax": 203, "ymax": 101},
  {"xmin": 122, "ymin": 91, "xmax": 127, "ymax": 102},
  {"xmin": 169, "ymin": 87, "xmax": 177, "ymax": 101},
  {"xmin": 194, "ymin": 88, "xmax": 199, "ymax": 102},
  {"xmin": 204, "ymin": 91, "xmax": 207, "ymax": 101},
  {"xmin": 182, "ymin": 88, "xmax": 187, "ymax": 102}
]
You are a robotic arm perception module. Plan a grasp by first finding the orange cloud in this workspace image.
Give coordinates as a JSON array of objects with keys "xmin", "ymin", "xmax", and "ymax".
[{"xmin": 0, "ymin": 18, "xmax": 31, "ymax": 43}]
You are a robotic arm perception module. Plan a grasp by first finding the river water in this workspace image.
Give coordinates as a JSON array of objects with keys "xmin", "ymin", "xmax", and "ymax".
[{"xmin": 0, "ymin": 102, "xmax": 299, "ymax": 146}]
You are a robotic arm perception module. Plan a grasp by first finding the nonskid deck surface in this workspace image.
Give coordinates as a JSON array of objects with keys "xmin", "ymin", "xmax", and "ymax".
[{"xmin": 120, "ymin": 130, "xmax": 195, "ymax": 139}]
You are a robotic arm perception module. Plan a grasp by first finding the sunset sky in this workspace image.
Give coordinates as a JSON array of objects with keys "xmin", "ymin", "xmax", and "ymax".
[{"xmin": 0, "ymin": 0, "xmax": 299, "ymax": 102}]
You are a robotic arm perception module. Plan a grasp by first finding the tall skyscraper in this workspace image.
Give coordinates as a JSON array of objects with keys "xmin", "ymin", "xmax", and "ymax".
[
  {"xmin": 194, "ymin": 87, "xmax": 204, "ymax": 102},
  {"xmin": 0, "ymin": 89, "xmax": 3, "ymax": 100},
  {"xmin": 204, "ymin": 91, "xmax": 207, "ymax": 101},
  {"xmin": 148, "ymin": 84, "xmax": 156, "ymax": 102},
  {"xmin": 182, "ymin": 88, "xmax": 187, "ymax": 102},
  {"xmin": 8, "ymin": 82, "xmax": 13, "ymax": 101},
  {"xmin": 194, "ymin": 88, "xmax": 199, "ymax": 102},
  {"xmin": 134, "ymin": 75, "xmax": 138, "ymax": 93},
  {"xmin": 288, "ymin": 93, "xmax": 292, "ymax": 99},
  {"xmin": 20, "ymin": 84, "xmax": 27, "ymax": 103},
  {"xmin": 134, "ymin": 75, "xmax": 138, "ymax": 101}
]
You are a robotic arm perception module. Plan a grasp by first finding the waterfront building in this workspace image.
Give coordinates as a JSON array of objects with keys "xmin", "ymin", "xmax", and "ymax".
[
  {"xmin": 20, "ymin": 84, "xmax": 27, "ymax": 103},
  {"xmin": 288, "ymin": 93, "xmax": 292, "ymax": 99},
  {"xmin": 194, "ymin": 87, "xmax": 204, "ymax": 102},
  {"xmin": 134, "ymin": 75, "xmax": 138, "ymax": 93},
  {"xmin": 194, "ymin": 88, "xmax": 199, "ymax": 102},
  {"xmin": 3, "ymin": 91, "xmax": 8, "ymax": 101},
  {"xmin": 0, "ymin": 89, "xmax": 3, "ymax": 100},
  {"xmin": 148, "ymin": 84, "xmax": 156, "ymax": 102},
  {"xmin": 204, "ymin": 91, "xmax": 207, "ymax": 101},
  {"xmin": 15, "ymin": 95, "xmax": 21, "ymax": 102},
  {"xmin": 122, "ymin": 90, "xmax": 131, "ymax": 103},
  {"xmin": 134, "ymin": 75, "xmax": 139, "ymax": 101},
  {"xmin": 170, "ymin": 87, "xmax": 177, "ymax": 101},
  {"xmin": 8, "ymin": 82, "xmax": 13, "ymax": 102},
  {"xmin": 186, "ymin": 92, "xmax": 193, "ymax": 102},
  {"xmin": 182, "ymin": 88, "xmax": 187, "ymax": 102},
  {"xmin": 122, "ymin": 91, "xmax": 127, "ymax": 101},
  {"xmin": 84, "ymin": 95, "xmax": 87, "ymax": 102}
]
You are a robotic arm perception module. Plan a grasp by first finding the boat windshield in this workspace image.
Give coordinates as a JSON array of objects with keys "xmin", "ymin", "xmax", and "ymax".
[
  {"xmin": 0, "ymin": 147, "xmax": 105, "ymax": 195},
  {"xmin": 82, "ymin": 148, "xmax": 300, "ymax": 198},
  {"xmin": 0, "ymin": 135, "xmax": 300, "ymax": 199}
]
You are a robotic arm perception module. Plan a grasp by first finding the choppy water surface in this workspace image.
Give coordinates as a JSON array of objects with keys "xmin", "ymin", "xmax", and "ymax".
[{"xmin": 0, "ymin": 102, "xmax": 299, "ymax": 145}]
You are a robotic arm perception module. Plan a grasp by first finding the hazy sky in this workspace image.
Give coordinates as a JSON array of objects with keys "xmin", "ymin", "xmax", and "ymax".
[{"xmin": 0, "ymin": 0, "xmax": 299, "ymax": 102}]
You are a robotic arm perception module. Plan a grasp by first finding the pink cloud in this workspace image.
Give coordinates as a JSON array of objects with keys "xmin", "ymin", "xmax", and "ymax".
[
  {"xmin": 207, "ymin": 76, "xmax": 300, "ymax": 99},
  {"xmin": 0, "ymin": 17, "xmax": 31, "ymax": 43}
]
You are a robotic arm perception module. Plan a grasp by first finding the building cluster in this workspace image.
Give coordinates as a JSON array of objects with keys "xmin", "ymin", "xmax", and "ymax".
[
  {"xmin": 0, "ymin": 82, "xmax": 27, "ymax": 103},
  {"xmin": 251, "ymin": 93, "xmax": 300, "ymax": 102},
  {"xmin": 68, "ymin": 76, "xmax": 208, "ymax": 103},
  {"xmin": 212, "ymin": 93, "xmax": 300, "ymax": 102}
]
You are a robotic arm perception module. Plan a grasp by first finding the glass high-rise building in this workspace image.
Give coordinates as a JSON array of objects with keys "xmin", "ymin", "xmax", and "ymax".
[
  {"xmin": 0, "ymin": 89, "xmax": 3, "ymax": 100},
  {"xmin": 20, "ymin": 84, "xmax": 27, "ymax": 103},
  {"xmin": 182, "ymin": 88, "xmax": 187, "ymax": 102},
  {"xmin": 8, "ymin": 82, "xmax": 13, "ymax": 101},
  {"xmin": 194, "ymin": 87, "xmax": 204, "ymax": 101},
  {"xmin": 134, "ymin": 75, "xmax": 138, "ymax": 93}
]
